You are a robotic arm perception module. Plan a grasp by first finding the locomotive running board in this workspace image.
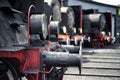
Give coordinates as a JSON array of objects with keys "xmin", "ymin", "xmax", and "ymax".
[{"xmin": 0, "ymin": 46, "xmax": 26, "ymax": 51}]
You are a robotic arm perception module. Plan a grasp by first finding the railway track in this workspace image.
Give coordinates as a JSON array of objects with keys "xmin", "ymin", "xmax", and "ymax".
[{"xmin": 63, "ymin": 47, "xmax": 120, "ymax": 80}]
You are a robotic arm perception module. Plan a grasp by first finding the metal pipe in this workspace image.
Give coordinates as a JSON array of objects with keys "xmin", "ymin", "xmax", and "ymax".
[{"xmin": 41, "ymin": 51, "xmax": 81, "ymax": 74}]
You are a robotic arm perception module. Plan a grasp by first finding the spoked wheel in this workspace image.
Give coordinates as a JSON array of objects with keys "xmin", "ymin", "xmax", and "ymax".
[{"xmin": 0, "ymin": 60, "xmax": 18, "ymax": 80}]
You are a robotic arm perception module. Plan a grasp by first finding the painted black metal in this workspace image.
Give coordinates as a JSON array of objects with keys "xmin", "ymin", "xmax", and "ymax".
[
  {"xmin": 0, "ymin": 59, "xmax": 18, "ymax": 80},
  {"xmin": 0, "ymin": 63, "xmax": 8, "ymax": 72},
  {"xmin": 49, "ymin": 21, "xmax": 60, "ymax": 41},
  {"xmin": 30, "ymin": 14, "xmax": 48, "ymax": 40},
  {"xmin": 49, "ymin": 21, "xmax": 60, "ymax": 35},
  {"xmin": 61, "ymin": 45, "xmax": 80, "ymax": 53},
  {"xmin": 59, "ymin": 40, "xmax": 68, "ymax": 45},
  {"xmin": 116, "ymin": 16, "xmax": 120, "ymax": 30},
  {"xmin": 0, "ymin": 0, "xmax": 12, "ymax": 8},
  {"xmin": 103, "ymin": 13, "xmax": 111, "ymax": 32},
  {"xmin": 60, "ymin": 7, "xmax": 75, "ymax": 34},
  {"xmin": 0, "ymin": 46, "xmax": 26, "ymax": 52},
  {"xmin": 0, "ymin": 5, "xmax": 27, "ymax": 48},
  {"xmin": 83, "ymin": 19, "xmax": 91, "ymax": 34},
  {"xmin": 8, "ymin": 0, "xmax": 44, "ymax": 14},
  {"xmin": 83, "ymin": 14, "xmax": 106, "ymax": 30},
  {"xmin": 116, "ymin": 16, "xmax": 120, "ymax": 39},
  {"xmin": 71, "ymin": 6, "xmax": 81, "ymax": 34},
  {"xmin": 41, "ymin": 51, "xmax": 81, "ymax": 68},
  {"xmin": 83, "ymin": 9, "xmax": 99, "ymax": 14}
]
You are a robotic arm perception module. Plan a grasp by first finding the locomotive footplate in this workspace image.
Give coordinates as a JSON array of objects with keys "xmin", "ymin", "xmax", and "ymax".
[{"xmin": 0, "ymin": 46, "xmax": 26, "ymax": 52}]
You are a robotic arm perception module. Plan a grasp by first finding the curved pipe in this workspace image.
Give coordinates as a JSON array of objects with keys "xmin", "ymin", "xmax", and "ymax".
[{"xmin": 27, "ymin": 5, "xmax": 36, "ymax": 46}]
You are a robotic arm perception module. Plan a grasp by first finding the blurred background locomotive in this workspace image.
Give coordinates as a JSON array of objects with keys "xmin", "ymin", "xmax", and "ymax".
[
  {"xmin": 58, "ymin": 4, "xmax": 114, "ymax": 48},
  {"xmin": 82, "ymin": 9, "xmax": 113, "ymax": 47}
]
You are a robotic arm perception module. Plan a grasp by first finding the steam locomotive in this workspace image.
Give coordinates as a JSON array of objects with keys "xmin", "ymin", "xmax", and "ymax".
[
  {"xmin": 0, "ymin": 0, "xmax": 81, "ymax": 80},
  {"xmin": 58, "ymin": 5, "xmax": 113, "ymax": 48},
  {"xmin": 82, "ymin": 9, "xmax": 112, "ymax": 47},
  {"xmin": 0, "ymin": 0, "xmax": 114, "ymax": 80}
]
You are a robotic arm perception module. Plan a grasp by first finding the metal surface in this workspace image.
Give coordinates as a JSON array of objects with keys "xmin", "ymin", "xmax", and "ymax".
[
  {"xmin": 30, "ymin": 14, "xmax": 48, "ymax": 39},
  {"xmin": 0, "ymin": 0, "xmax": 12, "ymax": 8},
  {"xmin": 83, "ymin": 14, "xmax": 106, "ymax": 30},
  {"xmin": 41, "ymin": 51, "xmax": 81, "ymax": 67},
  {"xmin": 0, "ymin": 46, "xmax": 26, "ymax": 51},
  {"xmin": 60, "ymin": 7, "xmax": 74, "ymax": 34},
  {"xmin": 0, "ymin": 49, "xmax": 41, "ymax": 80},
  {"xmin": 0, "ymin": 1, "xmax": 83, "ymax": 80},
  {"xmin": 0, "ymin": 6, "xmax": 27, "ymax": 48},
  {"xmin": 0, "ymin": 60, "xmax": 18, "ymax": 80},
  {"xmin": 49, "ymin": 21, "xmax": 60, "ymax": 35},
  {"xmin": 44, "ymin": 0, "xmax": 61, "ymax": 21},
  {"xmin": 0, "ymin": 62, "xmax": 8, "ymax": 72},
  {"xmin": 71, "ymin": 6, "xmax": 82, "ymax": 34},
  {"xmin": 8, "ymin": 0, "xmax": 44, "ymax": 14},
  {"xmin": 83, "ymin": 19, "xmax": 91, "ymax": 33},
  {"xmin": 61, "ymin": 45, "xmax": 80, "ymax": 53}
]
